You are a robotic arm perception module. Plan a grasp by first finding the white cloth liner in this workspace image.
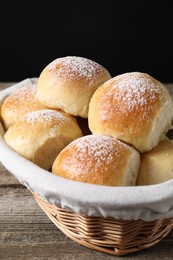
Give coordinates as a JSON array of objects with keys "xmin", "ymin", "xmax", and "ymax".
[{"xmin": 1, "ymin": 78, "xmax": 173, "ymax": 221}]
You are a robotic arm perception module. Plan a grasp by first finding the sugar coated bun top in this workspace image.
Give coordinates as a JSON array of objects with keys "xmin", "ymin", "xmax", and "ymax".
[
  {"xmin": 36, "ymin": 56, "xmax": 112, "ymax": 118},
  {"xmin": 52, "ymin": 134, "xmax": 140, "ymax": 186},
  {"xmin": 136, "ymin": 138, "xmax": 173, "ymax": 185},
  {"xmin": 88, "ymin": 72, "xmax": 173, "ymax": 152},
  {"xmin": 0, "ymin": 84, "xmax": 49, "ymax": 130},
  {"xmin": 4, "ymin": 109, "xmax": 83, "ymax": 170}
]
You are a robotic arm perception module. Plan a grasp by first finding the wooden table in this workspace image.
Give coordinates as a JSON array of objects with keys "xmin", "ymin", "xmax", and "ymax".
[{"xmin": 1, "ymin": 81, "xmax": 173, "ymax": 260}]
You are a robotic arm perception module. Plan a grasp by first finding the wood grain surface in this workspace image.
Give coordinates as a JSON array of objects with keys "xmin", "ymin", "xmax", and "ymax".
[{"xmin": 1, "ymin": 82, "xmax": 173, "ymax": 259}]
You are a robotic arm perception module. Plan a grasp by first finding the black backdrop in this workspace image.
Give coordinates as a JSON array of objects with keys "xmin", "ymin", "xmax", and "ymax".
[{"xmin": 0, "ymin": 1, "xmax": 173, "ymax": 83}]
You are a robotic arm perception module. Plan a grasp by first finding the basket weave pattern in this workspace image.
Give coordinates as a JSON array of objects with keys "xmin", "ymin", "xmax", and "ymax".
[{"xmin": 33, "ymin": 192, "xmax": 173, "ymax": 256}]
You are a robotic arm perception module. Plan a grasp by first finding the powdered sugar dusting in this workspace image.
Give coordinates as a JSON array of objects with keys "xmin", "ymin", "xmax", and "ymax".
[
  {"xmin": 102, "ymin": 72, "xmax": 166, "ymax": 118},
  {"xmin": 47, "ymin": 56, "xmax": 106, "ymax": 83},
  {"xmin": 22, "ymin": 110, "xmax": 70, "ymax": 126},
  {"xmin": 7, "ymin": 84, "xmax": 37, "ymax": 105},
  {"xmin": 67, "ymin": 135, "xmax": 126, "ymax": 173}
]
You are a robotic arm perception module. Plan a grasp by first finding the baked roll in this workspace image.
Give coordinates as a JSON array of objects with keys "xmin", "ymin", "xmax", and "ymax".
[
  {"xmin": 88, "ymin": 72, "xmax": 173, "ymax": 152},
  {"xmin": 136, "ymin": 138, "xmax": 173, "ymax": 185},
  {"xmin": 36, "ymin": 56, "xmax": 112, "ymax": 118},
  {"xmin": 4, "ymin": 109, "xmax": 83, "ymax": 170},
  {"xmin": 0, "ymin": 84, "xmax": 49, "ymax": 130},
  {"xmin": 52, "ymin": 134, "xmax": 140, "ymax": 186}
]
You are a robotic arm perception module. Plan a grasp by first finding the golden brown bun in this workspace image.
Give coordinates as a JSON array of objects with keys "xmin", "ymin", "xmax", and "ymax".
[
  {"xmin": 4, "ymin": 110, "xmax": 83, "ymax": 170},
  {"xmin": 52, "ymin": 135, "xmax": 140, "ymax": 186},
  {"xmin": 136, "ymin": 138, "xmax": 173, "ymax": 185},
  {"xmin": 0, "ymin": 84, "xmax": 50, "ymax": 130},
  {"xmin": 88, "ymin": 72, "xmax": 173, "ymax": 152},
  {"xmin": 36, "ymin": 56, "xmax": 112, "ymax": 118}
]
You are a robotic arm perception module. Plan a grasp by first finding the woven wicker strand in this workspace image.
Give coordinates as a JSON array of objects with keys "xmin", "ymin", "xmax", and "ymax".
[{"xmin": 32, "ymin": 192, "xmax": 173, "ymax": 256}]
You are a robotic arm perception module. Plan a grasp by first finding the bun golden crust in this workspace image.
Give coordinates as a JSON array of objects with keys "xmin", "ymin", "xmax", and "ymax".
[
  {"xmin": 52, "ymin": 135, "xmax": 140, "ymax": 186},
  {"xmin": 136, "ymin": 138, "xmax": 173, "ymax": 185},
  {"xmin": 4, "ymin": 110, "xmax": 83, "ymax": 170},
  {"xmin": 88, "ymin": 72, "xmax": 173, "ymax": 152},
  {"xmin": 36, "ymin": 56, "xmax": 111, "ymax": 118},
  {"xmin": 0, "ymin": 84, "xmax": 49, "ymax": 130}
]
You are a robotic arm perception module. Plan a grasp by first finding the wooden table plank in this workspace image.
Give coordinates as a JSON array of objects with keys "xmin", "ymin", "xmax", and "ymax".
[
  {"xmin": 0, "ymin": 82, "xmax": 16, "ymax": 90},
  {"xmin": 1, "ymin": 82, "xmax": 173, "ymax": 259}
]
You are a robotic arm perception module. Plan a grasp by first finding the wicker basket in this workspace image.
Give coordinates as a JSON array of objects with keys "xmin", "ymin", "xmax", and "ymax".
[
  {"xmin": 32, "ymin": 191, "xmax": 173, "ymax": 256},
  {"xmin": 1, "ymin": 79, "xmax": 173, "ymax": 256}
]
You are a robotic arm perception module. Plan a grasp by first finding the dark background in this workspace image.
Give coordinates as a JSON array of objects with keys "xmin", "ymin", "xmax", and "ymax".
[{"xmin": 0, "ymin": 1, "xmax": 173, "ymax": 83}]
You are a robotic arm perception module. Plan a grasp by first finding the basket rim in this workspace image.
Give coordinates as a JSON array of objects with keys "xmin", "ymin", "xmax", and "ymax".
[{"xmin": 1, "ymin": 79, "xmax": 173, "ymax": 221}]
